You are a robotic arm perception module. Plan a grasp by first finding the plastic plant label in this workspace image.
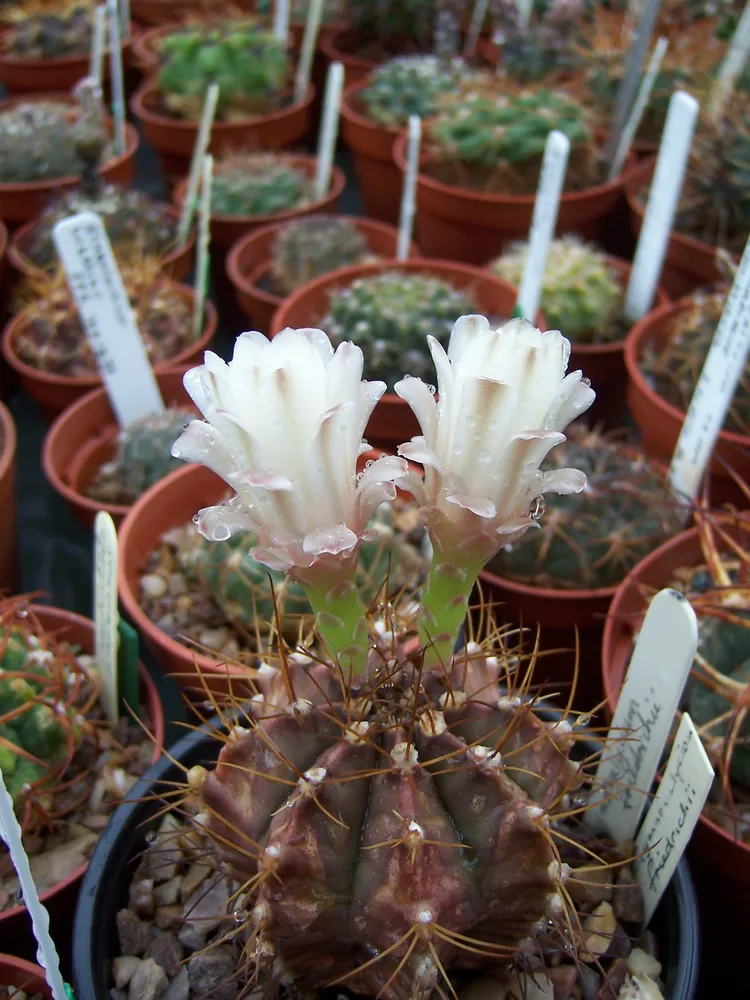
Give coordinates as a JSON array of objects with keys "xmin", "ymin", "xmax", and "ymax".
[
  {"xmin": 106, "ymin": 0, "xmax": 127, "ymax": 155},
  {"xmin": 176, "ymin": 83, "xmax": 219, "ymax": 249},
  {"xmin": 608, "ymin": 36, "xmax": 668, "ymax": 181},
  {"xmin": 52, "ymin": 212, "xmax": 164, "ymax": 427},
  {"xmin": 193, "ymin": 155, "xmax": 213, "ymax": 339},
  {"xmin": 709, "ymin": 0, "xmax": 750, "ymax": 119},
  {"xmin": 314, "ymin": 61, "xmax": 345, "ymax": 202},
  {"xmin": 634, "ymin": 712, "xmax": 714, "ymax": 923},
  {"xmin": 588, "ymin": 588, "xmax": 698, "ymax": 842},
  {"xmin": 623, "ymin": 91, "xmax": 699, "ymax": 323},
  {"xmin": 89, "ymin": 5, "xmax": 107, "ymax": 85},
  {"xmin": 273, "ymin": 0, "xmax": 290, "ymax": 42},
  {"xmin": 397, "ymin": 115, "xmax": 422, "ymax": 262},
  {"xmin": 94, "ymin": 511, "xmax": 120, "ymax": 724},
  {"xmin": 668, "ymin": 234, "xmax": 750, "ymax": 506},
  {"xmin": 294, "ymin": 0, "xmax": 325, "ymax": 103},
  {"xmin": 463, "ymin": 0, "xmax": 489, "ymax": 57},
  {"xmin": 515, "ymin": 130, "xmax": 570, "ymax": 323}
]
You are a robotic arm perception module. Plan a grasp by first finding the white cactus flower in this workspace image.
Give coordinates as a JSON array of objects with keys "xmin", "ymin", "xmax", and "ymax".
[
  {"xmin": 171, "ymin": 328, "xmax": 408, "ymax": 580},
  {"xmin": 394, "ymin": 315, "xmax": 595, "ymax": 565}
]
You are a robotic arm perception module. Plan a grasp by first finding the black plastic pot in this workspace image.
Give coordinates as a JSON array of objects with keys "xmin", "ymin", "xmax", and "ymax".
[{"xmin": 72, "ymin": 719, "xmax": 701, "ymax": 1000}]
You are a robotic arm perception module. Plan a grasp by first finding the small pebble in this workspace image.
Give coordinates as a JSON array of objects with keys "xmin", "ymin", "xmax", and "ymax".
[
  {"xmin": 141, "ymin": 574, "xmax": 168, "ymax": 599},
  {"xmin": 113, "ymin": 956, "xmax": 141, "ymax": 990},
  {"xmin": 116, "ymin": 908, "xmax": 152, "ymax": 957},
  {"xmin": 128, "ymin": 957, "xmax": 168, "ymax": 1000},
  {"xmin": 626, "ymin": 949, "xmax": 662, "ymax": 981},
  {"xmin": 580, "ymin": 902, "xmax": 617, "ymax": 962}
]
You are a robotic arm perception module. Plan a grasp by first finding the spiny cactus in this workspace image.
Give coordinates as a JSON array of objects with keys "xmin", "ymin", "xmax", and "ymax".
[
  {"xmin": 320, "ymin": 271, "xmax": 477, "ymax": 389},
  {"xmin": 490, "ymin": 0, "xmax": 583, "ymax": 83},
  {"xmin": 1, "ymin": 0, "xmax": 94, "ymax": 59},
  {"xmin": 491, "ymin": 235, "xmax": 623, "ymax": 342},
  {"xmin": 14, "ymin": 259, "xmax": 197, "ymax": 378},
  {"xmin": 487, "ymin": 427, "xmax": 681, "ymax": 590},
  {"xmin": 0, "ymin": 596, "xmax": 98, "ymax": 830},
  {"xmin": 211, "ymin": 152, "xmax": 313, "ymax": 218},
  {"xmin": 271, "ymin": 216, "xmax": 372, "ymax": 296},
  {"xmin": 157, "ymin": 19, "xmax": 290, "ymax": 122},
  {"xmin": 21, "ymin": 185, "xmax": 178, "ymax": 274},
  {"xmin": 360, "ymin": 55, "xmax": 472, "ymax": 129},
  {"xmin": 426, "ymin": 86, "xmax": 600, "ymax": 194},
  {"xmin": 640, "ymin": 283, "xmax": 750, "ymax": 436},
  {"xmin": 86, "ymin": 407, "xmax": 195, "ymax": 507},
  {"xmin": 346, "ymin": 0, "xmax": 463, "ymax": 59}
]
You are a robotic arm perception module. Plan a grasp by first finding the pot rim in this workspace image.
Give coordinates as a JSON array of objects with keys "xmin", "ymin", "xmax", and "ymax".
[
  {"xmin": 341, "ymin": 78, "xmax": 399, "ymax": 139},
  {"xmin": 318, "ymin": 26, "xmax": 377, "ymax": 71},
  {"xmin": 0, "ymin": 399, "xmax": 17, "ymax": 491},
  {"xmin": 0, "ymin": 953, "xmax": 53, "ymax": 998},
  {"xmin": 0, "ymin": 31, "xmax": 128, "ymax": 70},
  {"xmin": 0, "ymin": 603, "xmax": 163, "ymax": 927}
]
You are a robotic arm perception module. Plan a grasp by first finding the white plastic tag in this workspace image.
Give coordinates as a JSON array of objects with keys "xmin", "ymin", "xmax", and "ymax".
[
  {"xmin": 294, "ymin": 0, "xmax": 325, "ymax": 103},
  {"xmin": 397, "ymin": 115, "xmax": 422, "ymax": 262},
  {"xmin": 176, "ymin": 83, "xmax": 219, "ymax": 249},
  {"xmin": 608, "ymin": 36, "xmax": 668, "ymax": 181},
  {"xmin": 193, "ymin": 156, "xmax": 213, "ymax": 339},
  {"xmin": 314, "ymin": 62, "xmax": 345, "ymax": 201},
  {"xmin": 709, "ymin": 0, "xmax": 750, "ymax": 119},
  {"xmin": 94, "ymin": 511, "xmax": 120, "ymax": 725},
  {"xmin": 106, "ymin": 0, "xmax": 127, "ymax": 155}
]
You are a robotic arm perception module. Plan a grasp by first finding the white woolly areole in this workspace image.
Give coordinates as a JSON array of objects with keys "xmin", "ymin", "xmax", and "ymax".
[
  {"xmin": 408, "ymin": 820, "xmax": 425, "ymax": 837},
  {"xmin": 547, "ymin": 860, "xmax": 571, "ymax": 883},
  {"xmin": 253, "ymin": 902, "xmax": 272, "ymax": 925},
  {"xmin": 286, "ymin": 698, "xmax": 313, "ymax": 716},
  {"xmin": 288, "ymin": 651, "xmax": 313, "ymax": 665},
  {"xmin": 258, "ymin": 662, "xmax": 278, "ymax": 677},
  {"xmin": 302, "ymin": 767, "xmax": 327, "ymax": 786},
  {"xmin": 415, "ymin": 907, "xmax": 434, "ymax": 925},
  {"xmin": 548, "ymin": 891, "xmax": 565, "ymax": 914},
  {"xmin": 265, "ymin": 845, "xmax": 281, "ymax": 859},
  {"xmin": 439, "ymin": 690, "xmax": 467, "ymax": 710},
  {"xmin": 497, "ymin": 695, "xmax": 522, "ymax": 710},
  {"xmin": 527, "ymin": 805, "xmax": 549, "ymax": 825},
  {"xmin": 413, "ymin": 956, "xmax": 438, "ymax": 987},
  {"xmin": 468, "ymin": 745, "xmax": 504, "ymax": 770},
  {"xmin": 28, "ymin": 649, "xmax": 54, "ymax": 665},
  {"xmin": 228, "ymin": 725, "xmax": 249, "ymax": 741},
  {"xmin": 391, "ymin": 741, "xmax": 419, "ymax": 771},
  {"xmin": 419, "ymin": 709, "xmax": 446, "ymax": 735},
  {"xmin": 345, "ymin": 721, "xmax": 371, "ymax": 744},
  {"xmin": 550, "ymin": 719, "xmax": 573, "ymax": 737}
]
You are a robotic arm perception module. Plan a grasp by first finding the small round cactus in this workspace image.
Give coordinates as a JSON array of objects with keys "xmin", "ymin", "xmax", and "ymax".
[
  {"xmin": 157, "ymin": 19, "xmax": 290, "ymax": 122},
  {"xmin": 491, "ymin": 236, "xmax": 623, "ymax": 342},
  {"xmin": 487, "ymin": 427, "xmax": 681, "ymax": 590},
  {"xmin": 271, "ymin": 216, "xmax": 372, "ymax": 296},
  {"xmin": 2, "ymin": 0, "xmax": 93, "ymax": 59},
  {"xmin": 360, "ymin": 55, "xmax": 470, "ymax": 129},
  {"xmin": 320, "ymin": 270, "xmax": 477, "ymax": 389},
  {"xmin": 211, "ymin": 153, "xmax": 313, "ymax": 218},
  {"xmin": 0, "ymin": 100, "xmax": 105, "ymax": 184}
]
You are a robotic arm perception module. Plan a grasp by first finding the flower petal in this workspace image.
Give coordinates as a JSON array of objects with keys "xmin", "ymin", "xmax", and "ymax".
[
  {"xmin": 393, "ymin": 375, "xmax": 439, "ymax": 446},
  {"xmin": 303, "ymin": 525, "xmax": 359, "ymax": 557},
  {"xmin": 541, "ymin": 467, "xmax": 588, "ymax": 495},
  {"xmin": 446, "ymin": 494, "xmax": 497, "ymax": 518},
  {"xmin": 171, "ymin": 419, "xmax": 240, "ymax": 481}
]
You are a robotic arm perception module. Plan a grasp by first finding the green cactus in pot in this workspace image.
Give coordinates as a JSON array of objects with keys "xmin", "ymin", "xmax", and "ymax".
[
  {"xmin": 211, "ymin": 152, "xmax": 314, "ymax": 218},
  {"xmin": 270, "ymin": 216, "xmax": 373, "ymax": 296}
]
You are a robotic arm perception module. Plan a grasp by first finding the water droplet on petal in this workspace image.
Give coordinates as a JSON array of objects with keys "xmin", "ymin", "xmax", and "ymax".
[
  {"xmin": 145, "ymin": 830, "xmax": 158, "ymax": 844},
  {"xmin": 529, "ymin": 496, "xmax": 546, "ymax": 520},
  {"xmin": 233, "ymin": 908, "xmax": 249, "ymax": 924},
  {"xmin": 477, "ymin": 448, "xmax": 491, "ymax": 463},
  {"xmin": 427, "ymin": 384, "xmax": 437, "ymax": 395},
  {"xmin": 581, "ymin": 376, "xmax": 591, "ymax": 387}
]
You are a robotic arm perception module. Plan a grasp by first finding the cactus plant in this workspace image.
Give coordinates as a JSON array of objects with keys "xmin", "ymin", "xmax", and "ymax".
[
  {"xmin": 157, "ymin": 19, "xmax": 290, "ymax": 122},
  {"xmin": 86, "ymin": 407, "xmax": 195, "ymax": 507},
  {"xmin": 426, "ymin": 86, "xmax": 601, "ymax": 194},
  {"xmin": 639, "ymin": 283, "xmax": 750, "ymax": 436},
  {"xmin": 1, "ymin": 0, "xmax": 94, "ymax": 59},
  {"xmin": 360, "ymin": 55, "xmax": 472, "ymax": 129},
  {"xmin": 320, "ymin": 271, "xmax": 477, "ymax": 389},
  {"xmin": 14, "ymin": 259, "xmax": 199, "ymax": 377},
  {"xmin": 270, "ymin": 216, "xmax": 372, "ymax": 296},
  {"xmin": 491, "ymin": 235, "xmax": 623, "ymax": 342},
  {"xmin": 210, "ymin": 152, "xmax": 314, "ymax": 218},
  {"xmin": 487, "ymin": 427, "xmax": 681, "ymax": 590},
  {"xmin": 490, "ymin": 0, "xmax": 584, "ymax": 83},
  {"xmin": 346, "ymin": 0, "xmax": 463, "ymax": 60}
]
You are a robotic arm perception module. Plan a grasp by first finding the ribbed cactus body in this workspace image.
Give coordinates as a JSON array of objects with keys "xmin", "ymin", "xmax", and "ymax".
[
  {"xmin": 271, "ymin": 216, "xmax": 371, "ymax": 295},
  {"xmin": 212, "ymin": 153, "xmax": 312, "ymax": 218},
  {"xmin": 119, "ymin": 407, "xmax": 195, "ymax": 500},
  {"xmin": 360, "ymin": 55, "xmax": 467, "ymax": 129},
  {"xmin": 0, "ymin": 101, "xmax": 87, "ymax": 183},
  {"xmin": 3, "ymin": 1, "xmax": 93, "ymax": 58}
]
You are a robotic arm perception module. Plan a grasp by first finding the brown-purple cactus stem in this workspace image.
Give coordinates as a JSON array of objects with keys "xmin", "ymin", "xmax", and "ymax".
[{"xmin": 195, "ymin": 648, "xmax": 584, "ymax": 999}]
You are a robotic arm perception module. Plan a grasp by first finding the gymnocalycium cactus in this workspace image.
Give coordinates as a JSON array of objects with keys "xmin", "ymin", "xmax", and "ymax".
[
  {"xmin": 211, "ymin": 153, "xmax": 313, "ymax": 218},
  {"xmin": 0, "ymin": 596, "xmax": 97, "ymax": 829},
  {"xmin": 1, "ymin": 0, "xmax": 93, "ymax": 59},
  {"xmin": 346, "ymin": 0, "xmax": 462, "ymax": 60},
  {"xmin": 271, "ymin": 216, "xmax": 372, "ymax": 296},
  {"xmin": 427, "ymin": 87, "xmax": 600, "ymax": 194},
  {"xmin": 157, "ymin": 19, "xmax": 290, "ymax": 122},
  {"xmin": 320, "ymin": 271, "xmax": 477, "ymax": 389},
  {"xmin": 360, "ymin": 55, "xmax": 471, "ymax": 129},
  {"xmin": 490, "ymin": 0, "xmax": 584, "ymax": 83},
  {"xmin": 487, "ymin": 427, "xmax": 681, "ymax": 590},
  {"xmin": 491, "ymin": 235, "xmax": 623, "ymax": 342}
]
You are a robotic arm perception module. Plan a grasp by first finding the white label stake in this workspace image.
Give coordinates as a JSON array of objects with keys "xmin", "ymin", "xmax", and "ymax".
[
  {"xmin": 94, "ymin": 511, "xmax": 120, "ymax": 725},
  {"xmin": 89, "ymin": 4, "xmax": 107, "ymax": 86},
  {"xmin": 176, "ymin": 83, "xmax": 219, "ymax": 249},
  {"xmin": 294, "ymin": 0, "xmax": 325, "ymax": 105},
  {"xmin": 516, "ymin": 130, "xmax": 569, "ymax": 322},
  {"xmin": 608, "ymin": 36, "xmax": 668, "ymax": 181},
  {"xmin": 397, "ymin": 115, "xmax": 422, "ymax": 262},
  {"xmin": 709, "ymin": 0, "xmax": 750, "ymax": 120},
  {"xmin": 52, "ymin": 212, "xmax": 165, "ymax": 426},
  {"xmin": 634, "ymin": 712, "xmax": 714, "ymax": 923},
  {"xmin": 119, "ymin": 0, "xmax": 130, "ymax": 39},
  {"xmin": 273, "ymin": 0, "xmax": 291, "ymax": 44},
  {"xmin": 516, "ymin": 0, "xmax": 533, "ymax": 28},
  {"xmin": 314, "ymin": 61, "xmax": 344, "ymax": 202},
  {"xmin": 588, "ymin": 588, "xmax": 698, "ymax": 843},
  {"xmin": 194, "ymin": 155, "xmax": 213, "ymax": 339},
  {"xmin": 668, "ymin": 234, "xmax": 750, "ymax": 506},
  {"xmin": 106, "ymin": 0, "xmax": 127, "ymax": 156},
  {"xmin": 463, "ymin": 0, "xmax": 490, "ymax": 57},
  {"xmin": 623, "ymin": 91, "xmax": 699, "ymax": 323}
]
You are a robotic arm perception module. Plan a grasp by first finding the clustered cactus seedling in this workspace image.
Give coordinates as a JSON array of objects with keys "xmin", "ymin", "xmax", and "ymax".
[
  {"xmin": 426, "ymin": 86, "xmax": 601, "ymax": 194},
  {"xmin": 359, "ymin": 55, "xmax": 472, "ymax": 129},
  {"xmin": 157, "ymin": 19, "xmax": 290, "ymax": 122},
  {"xmin": 320, "ymin": 271, "xmax": 477, "ymax": 388},
  {"xmin": 487, "ymin": 427, "xmax": 681, "ymax": 590},
  {"xmin": 346, "ymin": 0, "xmax": 462, "ymax": 60},
  {"xmin": 640, "ymin": 283, "xmax": 750, "ymax": 436},
  {"xmin": 270, "ymin": 216, "xmax": 372, "ymax": 296},
  {"xmin": 490, "ymin": 0, "xmax": 584, "ymax": 83},
  {"xmin": 14, "ymin": 259, "xmax": 198, "ymax": 377},
  {"xmin": 0, "ymin": 595, "xmax": 98, "ymax": 830},
  {"xmin": 1, "ymin": 0, "xmax": 93, "ymax": 59},
  {"xmin": 210, "ymin": 152, "xmax": 313, "ymax": 218},
  {"xmin": 86, "ymin": 407, "xmax": 195, "ymax": 507},
  {"xmin": 491, "ymin": 235, "xmax": 624, "ymax": 342}
]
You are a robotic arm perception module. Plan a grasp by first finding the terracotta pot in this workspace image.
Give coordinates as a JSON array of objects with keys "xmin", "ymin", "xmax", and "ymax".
[
  {"xmin": 225, "ymin": 216, "xmax": 418, "ymax": 332},
  {"xmin": 0, "ymin": 219, "xmax": 6, "ymax": 284},
  {"xmin": 270, "ymin": 258, "xmax": 524, "ymax": 447},
  {"xmin": 172, "ymin": 155, "xmax": 346, "ymax": 251},
  {"xmin": 0, "ymin": 92, "xmax": 139, "ymax": 226},
  {"xmin": 394, "ymin": 132, "xmax": 639, "ymax": 265},
  {"xmin": 42, "ymin": 369, "xmax": 197, "ymax": 531},
  {"xmin": 0, "ymin": 955, "xmax": 53, "ymax": 998},
  {"xmin": 8, "ymin": 203, "xmax": 195, "ymax": 285},
  {"xmin": 317, "ymin": 28, "xmax": 377, "ymax": 86},
  {"xmin": 340, "ymin": 80, "xmax": 402, "ymax": 224},
  {"xmin": 1, "ymin": 284, "xmax": 217, "ymax": 422},
  {"xmin": 625, "ymin": 157, "xmax": 738, "ymax": 298},
  {"xmin": 0, "ymin": 603, "xmax": 164, "ymax": 962},
  {"xmin": 130, "ymin": 79, "xmax": 315, "ymax": 189},
  {"xmin": 131, "ymin": 0, "xmax": 257, "ymax": 26},
  {"xmin": 0, "ymin": 400, "xmax": 17, "ymax": 595},
  {"xmin": 624, "ymin": 297, "xmax": 750, "ymax": 485},
  {"xmin": 0, "ymin": 31, "xmax": 130, "ymax": 95},
  {"xmin": 565, "ymin": 255, "xmax": 669, "ymax": 429}
]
